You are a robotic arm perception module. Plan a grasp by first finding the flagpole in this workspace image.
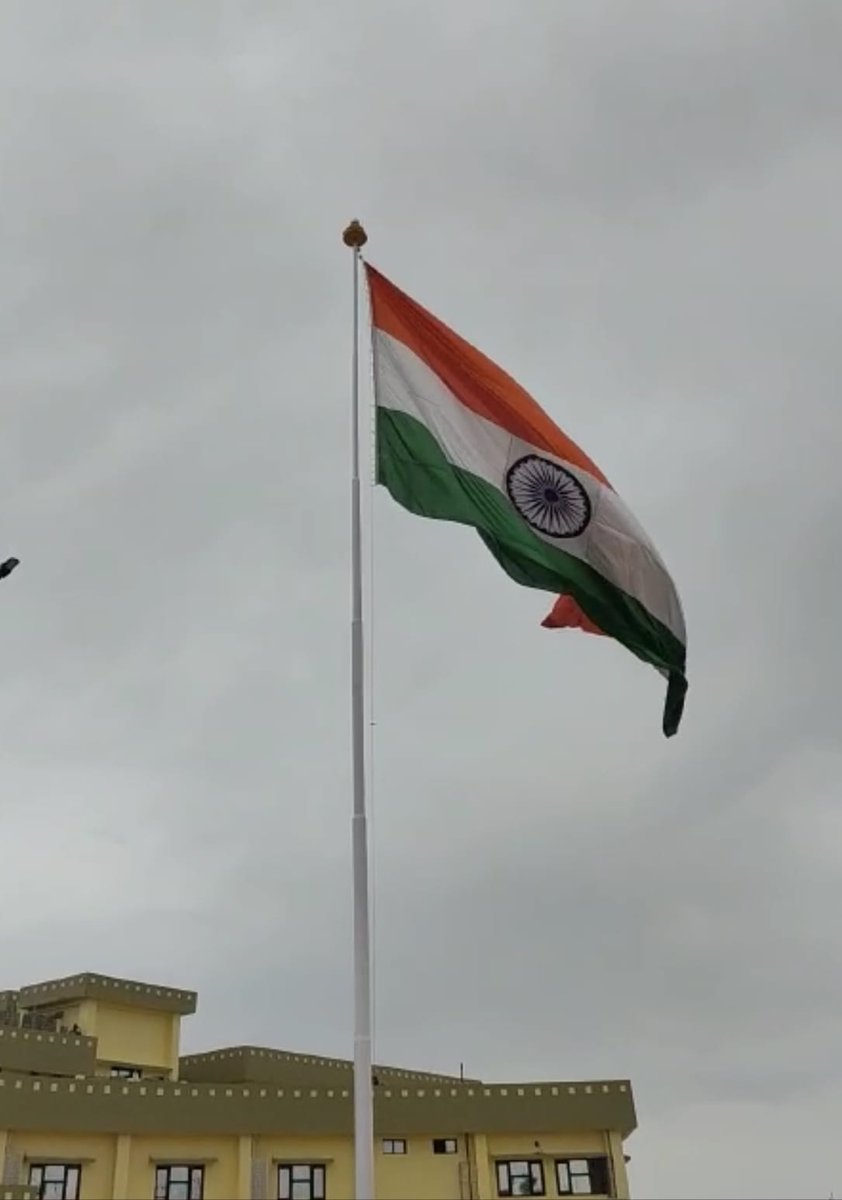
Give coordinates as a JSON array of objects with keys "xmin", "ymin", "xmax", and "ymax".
[{"xmin": 342, "ymin": 218, "xmax": 375, "ymax": 1200}]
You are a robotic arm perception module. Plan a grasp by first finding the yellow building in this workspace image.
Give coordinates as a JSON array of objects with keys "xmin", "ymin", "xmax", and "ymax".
[{"xmin": 0, "ymin": 973, "xmax": 636, "ymax": 1200}]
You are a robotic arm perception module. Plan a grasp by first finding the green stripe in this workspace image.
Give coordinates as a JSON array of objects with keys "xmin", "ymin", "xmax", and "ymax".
[{"xmin": 377, "ymin": 406, "xmax": 687, "ymax": 735}]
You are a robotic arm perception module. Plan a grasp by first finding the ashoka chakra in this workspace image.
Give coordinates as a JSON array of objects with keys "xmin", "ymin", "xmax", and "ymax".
[{"xmin": 506, "ymin": 454, "xmax": 592, "ymax": 539}]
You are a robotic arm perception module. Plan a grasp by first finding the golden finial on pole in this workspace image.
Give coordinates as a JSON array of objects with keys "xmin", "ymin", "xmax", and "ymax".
[{"xmin": 342, "ymin": 219, "xmax": 368, "ymax": 249}]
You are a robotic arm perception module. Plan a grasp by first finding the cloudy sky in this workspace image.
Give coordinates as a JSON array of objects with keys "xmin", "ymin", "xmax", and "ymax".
[{"xmin": 1, "ymin": 1, "xmax": 840, "ymax": 1196}]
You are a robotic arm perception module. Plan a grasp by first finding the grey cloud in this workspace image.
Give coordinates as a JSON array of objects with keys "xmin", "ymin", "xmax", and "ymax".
[{"xmin": 0, "ymin": 2, "xmax": 840, "ymax": 1197}]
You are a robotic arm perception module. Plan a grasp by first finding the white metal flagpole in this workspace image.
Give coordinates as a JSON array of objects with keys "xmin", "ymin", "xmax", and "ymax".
[{"xmin": 342, "ymin": 218, "xmax": 375, "ymax": 1200}]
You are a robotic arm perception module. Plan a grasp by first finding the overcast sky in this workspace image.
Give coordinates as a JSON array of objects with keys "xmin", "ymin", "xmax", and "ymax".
[{"xmin": 1, "ymin": 2, "xmax": 840, "ymax": 1197}]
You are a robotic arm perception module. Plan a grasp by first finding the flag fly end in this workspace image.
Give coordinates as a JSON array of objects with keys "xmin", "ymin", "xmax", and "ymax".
[
  {"xmin": 663, "ymin": 672, "xmax": 688, "ymax": 738},
  {"xmin": 541, "ymin": 594, "xmax": 687, "ymax": 737}
]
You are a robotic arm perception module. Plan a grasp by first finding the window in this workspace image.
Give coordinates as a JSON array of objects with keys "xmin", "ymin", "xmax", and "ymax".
[
  {"xmin": 433, "ymin": 1138, "xmax": 458, "ymax": 1155},
  {"xmin": 556, "ymin": 1157, "xmax": 611, "ymax": 1196},
  {"xmin": 496, "ymin": 1159, "xmax": 545, "ymax": 1197},
  {"xmin": 155, "ymin": 1164, "xmax": 204, "ymax": 1200},
  {"xmin": 278, "ymin": 1164, "xmax": 325, "ymax": 1200},
  {"xmin": 28, "ymin": 1165, "xmax": 81, "ymax": 1200},
  {"xmin": 382, "ymin": 1139, "xmax": 406, "ymax": 1155},
  {"xmin": 111, "ymin": 1065, "xmax": 142, "ymax": 1079}
]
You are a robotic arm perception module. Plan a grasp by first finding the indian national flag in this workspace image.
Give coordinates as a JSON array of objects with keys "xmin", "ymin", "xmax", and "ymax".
[{"xmin": 366, "ymin": 265, "xmax": 688, "ymax": 736}]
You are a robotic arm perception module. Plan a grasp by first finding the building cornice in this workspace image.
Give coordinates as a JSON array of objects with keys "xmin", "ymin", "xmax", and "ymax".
[
  {"xmin": 0, "ymin": 1072, "xmax": 637, "ymax": 1139},
  {"xmin": 17, "ymin": 974, "xmax": 197, "ymax": 1016}
]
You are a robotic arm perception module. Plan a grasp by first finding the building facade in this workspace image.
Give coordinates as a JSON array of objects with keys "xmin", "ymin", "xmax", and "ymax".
[{"xmin": 0, "ymin": 973, "xmax": 635, "ymax": 1200}]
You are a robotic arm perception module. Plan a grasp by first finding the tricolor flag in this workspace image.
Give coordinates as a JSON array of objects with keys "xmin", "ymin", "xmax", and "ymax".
[{"xmin": 366, "ymin": 265, "xmax": 688, "ymax": 736}]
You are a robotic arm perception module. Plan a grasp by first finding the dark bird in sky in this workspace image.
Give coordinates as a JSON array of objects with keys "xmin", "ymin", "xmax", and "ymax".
[{"xmin": 0, "ymin": 557, "xmax": 20, "ymax": 580}]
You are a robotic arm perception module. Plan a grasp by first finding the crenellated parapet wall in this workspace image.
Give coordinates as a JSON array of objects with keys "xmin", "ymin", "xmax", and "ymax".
[
  {"xmin": 0, "ymin": 1072, "xmax": 635, "ymax": 1139},
  {"xmin": 18, "ymin": 974, "xmax": 196, "ymax": 1017},
  {"xmin": 180, "ymin": 1045, "xmax": 480, "ymax": 1088},
  {"xmin": 0, "ymin": 1027, "xmax": 96, "ymax": 1078}
]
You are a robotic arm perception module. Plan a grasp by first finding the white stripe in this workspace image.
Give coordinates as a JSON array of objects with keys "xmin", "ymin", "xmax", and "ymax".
[
  {"xmin": 374, "ymin": 327, "xmax": 510, "ymax": 487},
  {"xmin": 374, "ymin": 330, "xmax": 686, "ymax": 644}
]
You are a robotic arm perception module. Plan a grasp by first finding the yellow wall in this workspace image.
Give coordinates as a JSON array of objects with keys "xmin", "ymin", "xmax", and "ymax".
[
  {"xmin": 10, "ymin": 1133, "xmax": 114, "ymax": 1200},
  {"xmin": 126, "ymin": 1137, "xmax": 240, "ymax": 1200},
  {"xmin": 87, "ymin": 1003, "xmax": 179, "ymax": 1076},
  {"xmin": 486, "ymin": 1130, "xmax": 607, "ymax": 1157},
  {"xmin": 469, "ymin": 1133, "xmax": 493, "ymax": 1199},
  {"xmin": 607, "ymin": 1129, "xmax": 630, "ymax": 1199},
  {"xmin": 254, "ymin": 1136, "xmax": 353, "ymax": 1199},
  {"xmin": 0, "ymin": 1128, "xmax": 631, "ymax": 1199},
  {"xmin": 484, "ymin": 1131, "xmax": 624, "ymax": 1199},
  {"xmin": 59, "ymin": 1001, "xmax": 95, "ymax": 1035},
  {"xmin": 376, "ymin": 1136, "xmax": 464, "ymax": 1199},
  {"xmin": 253, "ymin": 1133, "xmax": 471, "ymax": 1200}
]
